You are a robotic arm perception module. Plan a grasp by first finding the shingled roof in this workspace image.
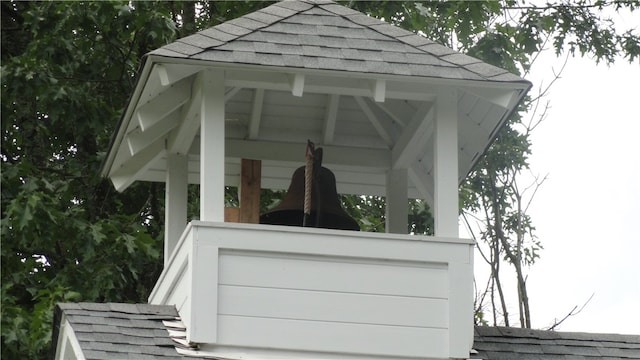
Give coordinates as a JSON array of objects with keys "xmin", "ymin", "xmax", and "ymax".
[
  {"xmin": 54, "ymin": 303, "xmax": 640, "ymax": 360},
  {"xmin": 149, "ymin": 0, "xmax": 524, "ymax": 83},
  {"xmin": 52, "ymin": 303, "xmax": 206, "ymax": 360},
  {"xmin": 474, "ymin": 326, "xmax": 640, "ymax": 359}
]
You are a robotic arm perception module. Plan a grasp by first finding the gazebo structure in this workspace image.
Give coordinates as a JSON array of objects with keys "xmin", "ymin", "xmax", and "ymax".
[{"xmin": 86, "ymin": 1, "xmax": 531, "ymax": 359}]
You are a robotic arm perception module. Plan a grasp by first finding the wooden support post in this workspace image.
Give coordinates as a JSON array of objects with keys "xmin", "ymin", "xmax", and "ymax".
[
  {"xmin": 239, "ymin": 159, "xmax": 261, "ymax": 223},
  {"xmin": 385, "ymin": 168, "xmax": 408, "ymax": 234},
  {"xmin": 200, "ymin": 70, "xmax": 225, "ymax": 222},
  {"xmin": 165, "ymin": 153, "xmax": 188, "ymax": 266},
  {"xmin": 434, "ymin": 88, "xmax": 459, "ymax": 237}
]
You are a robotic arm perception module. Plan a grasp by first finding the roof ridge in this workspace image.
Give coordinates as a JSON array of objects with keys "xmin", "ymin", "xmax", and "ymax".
[{"xmin": 188, "ymin": 1, "xmax": 316, "ymax": 55}]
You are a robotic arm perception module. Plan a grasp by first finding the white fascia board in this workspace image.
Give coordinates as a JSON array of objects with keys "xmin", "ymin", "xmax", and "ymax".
[
  {"xmin": 145, "ymin": 56, "xmax": 529, "ymax": 102},
  {"xmin": 101, "ymin": 59, "xmax": 155, "ymax": 178},
  {"xmin": 54, "ymin": 317, "xmax": 86, "ymax": 360}
]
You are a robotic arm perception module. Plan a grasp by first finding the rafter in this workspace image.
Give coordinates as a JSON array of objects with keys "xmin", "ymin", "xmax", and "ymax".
[
  {"xmin": 354, "ymin": 96, "xmax": 394, "ymax": 146},
  {"xmin": 290, "ymin": 73, "xmax": 305, "ymax": 97},
  {"xmin": 126, "ymin": 110, "xmax": 181, "ymax": 156},
  {"xmin": 371, "ymin": 79, "xmax": 386, "ymax": 103},
  {"xmin": 463, "ymin": 86, "xmax": 516, "ymax": 109},
  {"xmin": 136, "ymin": 74, "xmax": 192, "ymax": 131},
  {"xmin": 110, "ymin": 137, "xmax": 166, "ymax": 192},
  {"xmin": 225, "ymin": 87, "xmax": 242, "ymax": 102},
  {"xmin": 322, "ymin": 94, "xmax": 340, "ymax": 145},
  {"xmin": 167, "ymin": 72, "xmax": 204, "ymax": 155},
  {"xmin": 248, "ymin": 88, "xmax": 264, "ymax": 140}
]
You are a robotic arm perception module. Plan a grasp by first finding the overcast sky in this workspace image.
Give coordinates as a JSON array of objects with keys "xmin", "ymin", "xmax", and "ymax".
[{"xmin": 523, "ymin": 50, "xmax": 640, "ymax": 335}]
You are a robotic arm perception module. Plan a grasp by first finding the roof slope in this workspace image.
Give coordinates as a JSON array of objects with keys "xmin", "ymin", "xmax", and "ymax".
[
  {"xmin": 53, "ymin": 303, "xmax": 205, "ymax": 360},
  {"xmin": 54, "ymin": 303, "xmax": 640, "ymax": 360},
  {"xmin": 474, "ymin": 326, "xmax": 640, "ymax": 360},
  {"xmin": 149, "ymin": 0, "xmax": 525, "ymax": 83}
]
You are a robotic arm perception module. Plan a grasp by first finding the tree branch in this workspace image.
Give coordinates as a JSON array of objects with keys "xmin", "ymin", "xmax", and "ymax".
[{"xmin": 546, "ymin": 293, "xmax": 595, "ymax": 330}]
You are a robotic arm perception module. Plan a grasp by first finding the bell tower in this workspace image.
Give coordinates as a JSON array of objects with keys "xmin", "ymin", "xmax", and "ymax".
[{"xmin": 100, "ymin": 1, "xmax": 531, "ymax": 358}]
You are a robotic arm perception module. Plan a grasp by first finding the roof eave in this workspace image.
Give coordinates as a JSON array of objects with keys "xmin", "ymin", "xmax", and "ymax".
[{"xmin": 100, "ymin": 55, "xmax": 155, "ymax": 179}]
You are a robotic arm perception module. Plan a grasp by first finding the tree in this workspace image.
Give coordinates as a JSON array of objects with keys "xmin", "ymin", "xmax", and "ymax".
[
  {"xmin": 1, "ymin": 2, "xmax": 178, "ymax": 358},
  {"xmin": 2, "ymin": 1, "xmax": 638, "ymax": 359}
]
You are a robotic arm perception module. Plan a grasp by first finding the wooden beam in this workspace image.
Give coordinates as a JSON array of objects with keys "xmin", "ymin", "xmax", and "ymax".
[
  {"xmin": 290, "ymin": 73, "xmax": 305, "ymax": 97},
  {"xmin": 385, "ymin": 168, "xmax": 408, "ymax": 234},
  {"xmin": 164, "ymin": 153, "xmax": 188, "ymax": 266},
  {"xmin": 167, "ymin": 73, "xmax": 203, "ymax": 155},
  {"xmin": 408, "ymin": 165, "xmax": 434, "ymax": 209},
  {"xmin": 225, "ymin": 87, "xmax": 242, "ymax": 102},
  {"xmin": 372, "ymin": 79, "xmax": 386, "ymax": 103},
  {"xmin": 463, "ymin": 86, "xmax": 515, "ymax": 109},
  {"xmin": 354, "ymin": 96, "xmax": 393, "ymax": 146},
  {"xmin": 109, "ymin": 137, "xmax": 165, "ymax": 192},
  {"xmin": 434, "ymin": 88, "xmax": 459, "ymax": 237},
  {"xmin": 391, "ymin": 102, "xmax": 434, "ymax": 169},
  {"xmin": 224, "ymin": 207, "xmax": 240, "ymax": 222},
  {"xmin": 322, "ymin": 94, "xmax": 339, "ymax": 145},
  {"xmin": 200, "ymin": 70, "xmax": 226, "ymax": 222},
  {"xmin": 225, "ymin": 69, "xmax": 444, "ymax": 101},
  {"xmin": 238, "ymin": 159, "xmax": 261, "ymax": 224},
  {"xmin": 156, "ymin": 64, "xmax": 170, "ymax": 86},
  {"xmin": 374, "ymin": 100, "xmax": 414, "ymax": 127},
  {"xmin": 225, "ymin": 139, "xmax": 391, "ymax": 169},
  {"xmin": 248, "ymin": 89, "xmax": 264, "ymax": 139},
  {"xmin": 126, "ymin": 110, "xmax": 180, "ymax": 156},
  {"xmin": 136, "ymin": 75, "xmax": 192, "ymax": 131}
]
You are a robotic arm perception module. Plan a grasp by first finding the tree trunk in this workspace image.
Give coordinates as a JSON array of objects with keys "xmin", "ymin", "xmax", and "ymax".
[{"xmin": 182, "ymin": 1, "xmax": 196, "ymax": 36}]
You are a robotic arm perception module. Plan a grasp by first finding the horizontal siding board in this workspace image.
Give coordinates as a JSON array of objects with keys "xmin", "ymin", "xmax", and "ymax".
[
  {"xmin": 216, "ymin": 314, "xmax": 448, "ymax": 358},
  {"xmin": 218, "ymin": 284, "xmax": 448, "ymax": 328},
  {"xmin": 218, "ymin": 252, "xmax": 448, "ymax": 299}
]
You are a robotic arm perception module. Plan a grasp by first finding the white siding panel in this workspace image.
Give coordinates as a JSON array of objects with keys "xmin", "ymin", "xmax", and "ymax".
[
  {"xmin": 218, "ymin": 251, "xmax": 448, "ymax": 299},
  {"xmin": 218, "ymin": 285, "xmax": 448, "ymax": 328},
  {"xmin": 166, "ymin": 265, "xmax": 190, "ymax": 313},
  {"xmin": 216, "ymin": 315, "xmax": 448, "ymax": 358}
]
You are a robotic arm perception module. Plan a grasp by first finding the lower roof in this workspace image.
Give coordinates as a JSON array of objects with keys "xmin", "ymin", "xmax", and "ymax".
[
  {"xmin": 474, "ymin": 325, "xmax": 640, "ymax": 359},
  {"xmin": 53, "ymin": 303, "xmax": 640, "ymax": 360}
]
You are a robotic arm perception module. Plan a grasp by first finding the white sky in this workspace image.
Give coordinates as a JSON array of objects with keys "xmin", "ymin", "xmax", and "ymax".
[
  {"xmin": 466, "ymin": 4, "xmax": 640, "ymax": 335},
  {"xmin": 469, "ymin": 47, "xmax": 640, "ymax": 334},
  {"xmin": 525, "ymin": 51, "xmax": 640, "ymax": 335}
]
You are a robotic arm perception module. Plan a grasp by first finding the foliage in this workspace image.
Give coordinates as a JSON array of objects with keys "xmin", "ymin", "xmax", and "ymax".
[
  {"xmin": 1, "ymin": 2, "xmax": 176, "ymax": 358},
  {"xmin": 2, "ymin": 1, "xmax": 639, "ymax": 359}
]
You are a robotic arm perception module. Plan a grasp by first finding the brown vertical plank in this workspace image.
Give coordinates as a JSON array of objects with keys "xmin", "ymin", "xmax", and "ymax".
[
  {"xmin": 239, "ymin": 159, "xmax": 261, "ymax": 223},
  {"xmin": 224, "ymin": 207, "xmax": 240, "ymax": 223}
]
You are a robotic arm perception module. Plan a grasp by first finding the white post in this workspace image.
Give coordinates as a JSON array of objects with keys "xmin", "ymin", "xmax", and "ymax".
[
  {"xmin": 434, "ymin": 88, "xmax": 458, "ymax": 238},
  {"xmin": 200, "ymin": 70, "xmax": 226, "ymax": 222},
  {"xmin": 164, "ymin": 153, "xmax": 188, "ymax": 265},
  {"xmin": 385, "ymin": 168, "xmax": 408, "ymax": 234}
]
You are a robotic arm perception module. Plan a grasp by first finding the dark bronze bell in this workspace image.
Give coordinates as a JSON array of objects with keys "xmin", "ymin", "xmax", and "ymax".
[{"xmin": 260, "ymin": 166, "xmax": 360, "ymax": 231}]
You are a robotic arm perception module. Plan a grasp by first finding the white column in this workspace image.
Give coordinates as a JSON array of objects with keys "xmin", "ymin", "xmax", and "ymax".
[
  {"xmin": 164, "ymin": 153, "xmax": 188, "ymax": 266},
  {"xmin": 434, "ymin": 88, "xmax": 459, "ymax": 238},
  {"xmin": 385, "ymin": 168, "xmax": 408, "ymax": 234},
  {"xmin": 200, "ymin": 70, "xmax": 226, "ymax": 222}
]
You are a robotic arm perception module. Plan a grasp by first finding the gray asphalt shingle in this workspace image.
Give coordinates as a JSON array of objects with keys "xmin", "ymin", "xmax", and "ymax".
[
  {"xmin": 147, "ymin": 0, "xmax": 528, "ymax": 84},
  {"xmin": 474, "ymin": 326, "xmax": 640, "ymax": 360},
  {"xmin": 54, "ymin": 303, "xmax": 204, "ymax": 360}
]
